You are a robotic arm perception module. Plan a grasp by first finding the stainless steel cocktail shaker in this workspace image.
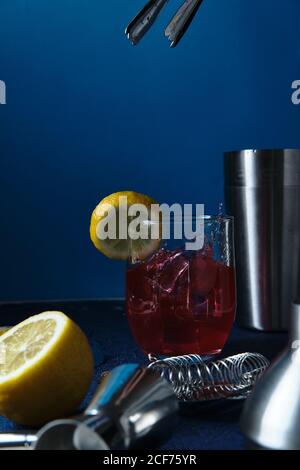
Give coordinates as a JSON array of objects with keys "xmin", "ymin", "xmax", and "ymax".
[{"xmin": 224, "ymin": 149, "xmax": 300, "ymax": 331}]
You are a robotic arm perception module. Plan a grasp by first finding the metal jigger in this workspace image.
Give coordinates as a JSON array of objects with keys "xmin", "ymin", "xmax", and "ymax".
[
  {"xmin": 34, "ymin": 364, "xmax": 178, "ymax": 450},
  {"xmin": 240, "ymin": 301, "xmax": 300, "ymax": 449}
]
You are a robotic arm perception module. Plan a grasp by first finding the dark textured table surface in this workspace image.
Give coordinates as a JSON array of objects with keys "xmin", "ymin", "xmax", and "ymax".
[{"xmin": 0, "ymin": 299, "xmax": 288, "ymax": 450}]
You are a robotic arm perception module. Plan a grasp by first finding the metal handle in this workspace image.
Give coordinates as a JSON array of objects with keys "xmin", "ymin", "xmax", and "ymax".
[
  {"xmin": 165, "ymin": 0, "xmax": 204, "ymax": 47},
  {"xmin": 125, "ymin": 0, "xmax": 169, "ymax": 45},
  {"xmin": 0, "ymin": 433, "xmax": 37, "ymax": 449}
]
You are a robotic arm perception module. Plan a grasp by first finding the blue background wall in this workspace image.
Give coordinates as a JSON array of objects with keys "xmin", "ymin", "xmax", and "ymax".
[{"xmin": 0, "ymin": 0, "xmax": 299, "ymax": 301}]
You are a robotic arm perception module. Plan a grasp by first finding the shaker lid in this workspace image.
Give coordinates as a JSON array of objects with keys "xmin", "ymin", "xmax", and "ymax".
[{"xmin": 224, "ymin": 149, "xmax": 300, "ymax": 187}]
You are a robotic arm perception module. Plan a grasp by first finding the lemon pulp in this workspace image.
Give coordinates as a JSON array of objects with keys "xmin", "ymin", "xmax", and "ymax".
[{"xmin": 0, "ymin": 319, "xmax": 56, "ymax": 376}]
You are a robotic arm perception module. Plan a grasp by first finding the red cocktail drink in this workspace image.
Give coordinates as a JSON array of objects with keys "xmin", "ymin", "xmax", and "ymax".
[{"xmin": 126, "ymin": 245, "xmax": 236, "ymax": 356}]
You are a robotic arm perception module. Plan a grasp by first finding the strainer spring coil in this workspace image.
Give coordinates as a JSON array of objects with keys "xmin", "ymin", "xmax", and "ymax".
[{"xmin": 148, "ymin": 352, "xmax": 270, "ymax": 402}]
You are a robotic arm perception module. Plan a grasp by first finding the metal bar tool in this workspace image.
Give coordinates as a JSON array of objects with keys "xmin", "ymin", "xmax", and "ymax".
[{"xmin": 0, "ymin": 364, "xmax": 178, "ymax": 450}]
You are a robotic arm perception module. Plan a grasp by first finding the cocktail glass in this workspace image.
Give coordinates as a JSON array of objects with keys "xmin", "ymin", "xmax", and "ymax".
[{"xmin": 126, "ymin": 215, "xmax": 236, "ymax": 359}]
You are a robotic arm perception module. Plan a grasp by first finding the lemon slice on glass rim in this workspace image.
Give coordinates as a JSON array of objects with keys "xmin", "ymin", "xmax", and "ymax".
[{"xmin": 90, "ymin": 191, "xmax": 161, "ymax": 261}]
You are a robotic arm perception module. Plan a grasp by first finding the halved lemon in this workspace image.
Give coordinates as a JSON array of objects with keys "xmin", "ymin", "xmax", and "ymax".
[
  {"xmin": 0, "ymin": 311, "xmax": 93, "ymax": 426},
  {"xmin": 90, "ymin": 191, "xmax": 161, "ymax": 261}
]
